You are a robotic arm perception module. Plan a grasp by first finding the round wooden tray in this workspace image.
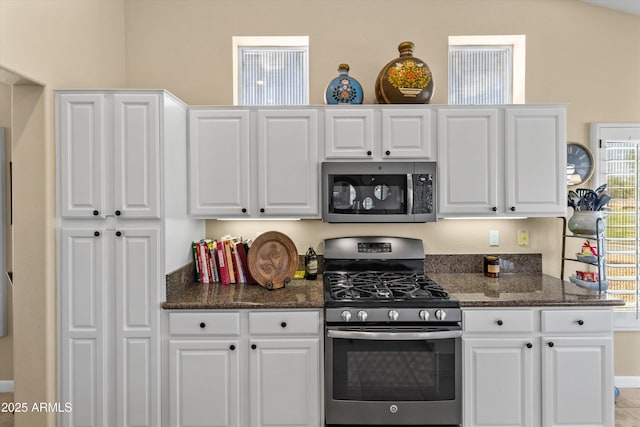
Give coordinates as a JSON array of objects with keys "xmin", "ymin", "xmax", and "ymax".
[{"xmin": 247, "ymin": 231, "xmax": 298, "ymax": 290}]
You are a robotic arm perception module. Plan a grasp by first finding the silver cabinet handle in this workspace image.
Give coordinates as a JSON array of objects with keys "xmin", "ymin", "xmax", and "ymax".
[{"xmin": 327, "ymin": 329, "xmax": 461, "ymax": 341}]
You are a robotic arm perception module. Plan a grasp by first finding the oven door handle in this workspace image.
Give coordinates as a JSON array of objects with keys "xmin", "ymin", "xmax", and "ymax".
[{"xmin": 327, "ymin": 329, "xmax": 462, "ymax": 341}]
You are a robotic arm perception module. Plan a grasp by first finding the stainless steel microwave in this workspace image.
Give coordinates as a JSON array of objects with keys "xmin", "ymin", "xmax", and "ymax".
[{"xmin": 321, "ymin": 161, "xmax": 437, "ymax": 223}]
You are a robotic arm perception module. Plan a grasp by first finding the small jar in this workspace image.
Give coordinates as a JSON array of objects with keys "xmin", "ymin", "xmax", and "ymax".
[{"xmin": 484, "ymin": 256, "xmax": 500, "ymax": 278}]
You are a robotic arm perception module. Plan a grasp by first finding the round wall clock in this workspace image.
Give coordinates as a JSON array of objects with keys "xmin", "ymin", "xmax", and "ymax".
[{"xmin": 567, "ymin": 142, "xmax": 594, "ymax": 186}]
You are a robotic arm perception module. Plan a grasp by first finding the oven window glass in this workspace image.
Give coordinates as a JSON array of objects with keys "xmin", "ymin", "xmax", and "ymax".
[
  {"xmin": 329, "ymin": 174, "xmax": 407, "ymax": 215},
  {"xmin": 332, "ymin": 337, "xmax": 456, "ymax": 401}
]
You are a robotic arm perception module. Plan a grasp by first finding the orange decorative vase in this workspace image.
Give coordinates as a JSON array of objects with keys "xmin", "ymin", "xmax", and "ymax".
[{"xmin": 375, "ymin": 41, "xmax": 434, "ymax": 104}]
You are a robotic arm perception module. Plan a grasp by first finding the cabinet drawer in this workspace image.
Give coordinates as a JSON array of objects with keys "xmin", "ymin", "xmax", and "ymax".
[
  {"xmin": 249, "ymin": 311, "xmax": 320, "ymax": 336},
  {"xmin": 541, "ymin": 310, "xmax": 612, "ymax": 334},
  {"xmin": 169, "ymin": 312, "xmax": 240, "ymax": 336},
  {"xmin": 463, "ymin": 310, "xmax": 535, "ymax": 333}
]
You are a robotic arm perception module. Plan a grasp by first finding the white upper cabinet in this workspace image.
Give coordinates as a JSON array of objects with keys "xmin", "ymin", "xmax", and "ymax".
[
  {"xmin": 438, "ymin": 105, "xmax": 567, "ymax": 217},
  {"xmin": 58, "ymin": 93, "xmax": 106, "ymax": 218},
  {"xmin": 381, "ymin": 108, "xmax": 434, "ymax": 159},
  {"xmin": 505, "ymin": 107, "xmax": 567, "ymax": 216},
  {"xmin": 324, "ymin": 109, "xmax": 375, "ymax": 158},
  {"xmin": 58, "ymin": 92, "xmax": 161, "ymax": 219},
  {"xmin": 113, "ymin": 94, "xmax": 161, "ymax": 218},
  {"xmin": 188, "ymin": 108, "xmax": 319, "ymax": 218},
  {"xmin": 188, "ymin": 110, "xmax": 251, "ymax": 216},
  {"xmin": 322, "ymin": 107, "xmax": 435, "ymax": 160},
  {"xmin": 438, "ymin": 108, "xmax": 499, "ymax": 215},
  {"xmin": 257, "ymin": 110, "xmax": 319, "ymax": 217}
]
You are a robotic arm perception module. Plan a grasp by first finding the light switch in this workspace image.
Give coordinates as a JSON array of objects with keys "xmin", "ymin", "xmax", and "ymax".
[
  {"xmin": 518, "ymin": 229, "xmax": 530, "ymax": 246},
  {"xmin": 489, "ymin": 230, "xmax": 499, "ymax": 246}
]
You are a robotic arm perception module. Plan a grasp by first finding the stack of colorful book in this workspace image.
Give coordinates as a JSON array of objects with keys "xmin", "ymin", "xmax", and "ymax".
[{"xmin": 191, "ymin": 236, "xmax": 256, "ymax": 285}]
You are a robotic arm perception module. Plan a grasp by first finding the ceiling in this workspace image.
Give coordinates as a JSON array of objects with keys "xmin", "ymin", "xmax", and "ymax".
[{"xmin": 581, "ymin": 0, "xmax": 640, "ymax": 16}]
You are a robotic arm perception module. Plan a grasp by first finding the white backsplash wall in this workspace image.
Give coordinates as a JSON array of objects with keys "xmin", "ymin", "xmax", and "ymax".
[{"xmin": 206, "ymin": 217, "xmax": 563, "ymax": 277}]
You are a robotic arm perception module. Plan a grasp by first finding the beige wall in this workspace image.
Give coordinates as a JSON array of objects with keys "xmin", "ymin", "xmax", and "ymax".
[
  {"xmin": 0, "ymin": 1, "xmax": 639, "ymax": 425},
  {"xmin": 0, "ymin": 1, "xmax": 125, "ymax": 426}
]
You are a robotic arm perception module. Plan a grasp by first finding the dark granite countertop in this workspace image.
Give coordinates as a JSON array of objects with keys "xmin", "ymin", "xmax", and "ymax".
[
  {"xmin": 162, "ymin": 279, "xmax": 324, "ymax": 310},
  {"xmin": 162, "ymin": 273, "xmax": 623, "ymax": 309},
  {"xmin": 431, "ymin": 273, "xmax": 625, "ymax": 307},
  {"xmin": 163, "ymin": 256, "xmax": 624, "ymax": 310}
]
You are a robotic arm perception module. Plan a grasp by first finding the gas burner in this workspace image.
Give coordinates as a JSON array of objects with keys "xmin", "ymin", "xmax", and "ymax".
[{"xmin": 325, "ymin": 271, "xmax": 450, "ymax": 302}]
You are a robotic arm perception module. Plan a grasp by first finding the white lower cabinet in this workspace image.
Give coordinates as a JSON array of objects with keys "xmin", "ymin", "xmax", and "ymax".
[
  {"xmin": 463, "ymin": 308, "xmax": 614, "ymax": 427},
  {"xmin": 60, "ymin": 225, "xmax": 160, "ymax": 427},
  {"xmin": 249, "ymin": 338, "xmax": 320, "ymax": 427},
  {"xmin": 168, "ymin": 340, "xmax": 240, "ymax": 427},
  {"xmin": 464, "ymin": 337, "xmax": 537, "ymax": 426},
  {"xmin": 165, "ymin": 309, "xmax": 322, "ymax": 427}
]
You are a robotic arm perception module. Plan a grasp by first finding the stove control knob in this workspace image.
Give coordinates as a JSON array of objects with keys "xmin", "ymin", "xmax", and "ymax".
[
  {"xmin": 357, "ymin": 310, "xmax": 368, "ymax": 322},
  {"xmin": 388, "ymin": 310, "xmax": 399, "ymax": 321},
  {"xmin": 341, "ymin": 311, "xmax": 352, "ymax": 322},
  {"xmin": 418, "ymin": 310, "xmax": 429, "ymax": 321},
  {"xmin": 435, "ymin": 309, "xmax": 447, "ymax": 321}
]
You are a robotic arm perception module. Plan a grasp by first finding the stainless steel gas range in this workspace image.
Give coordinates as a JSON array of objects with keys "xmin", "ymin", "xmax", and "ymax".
[{"xmin": 323, "ymin": 236, "xmax": 462, "ymax": 427}]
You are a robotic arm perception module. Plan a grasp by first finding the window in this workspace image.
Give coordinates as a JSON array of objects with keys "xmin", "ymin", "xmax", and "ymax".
[
  {"xmin": 593, "ymin": 123, "xmax": 640, "ymax": 329},
  {"xmin": 448, "ymin": 35, "xmax": 525, "ymax": 105},
  {"xmin": 232, "ymin": 36, "xmax": 309, "ymax": 106}
]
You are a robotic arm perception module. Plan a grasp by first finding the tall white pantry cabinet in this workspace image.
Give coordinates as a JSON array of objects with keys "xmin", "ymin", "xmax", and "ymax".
[{"xmin": 55, "ymin": 90, "xmax": 204, "ymax": 427}]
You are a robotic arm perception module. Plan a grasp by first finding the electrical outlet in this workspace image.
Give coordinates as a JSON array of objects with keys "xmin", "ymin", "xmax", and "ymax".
[
  {"xmin": 518, "ymin": 229, "xmax": 530, "ymax": 246},
  {"xmin": 489, "ymin": 230, "xmax": 500, "ymax": 246}
]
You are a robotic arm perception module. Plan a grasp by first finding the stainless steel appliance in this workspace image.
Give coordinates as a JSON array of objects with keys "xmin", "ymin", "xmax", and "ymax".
[
  {"xmin": 323, "ymin": 236, "xmax": 461, "ymax": 426},
  {"xmin": 321, "ymin": 161, "xmax": 436, "ymax": 223}
]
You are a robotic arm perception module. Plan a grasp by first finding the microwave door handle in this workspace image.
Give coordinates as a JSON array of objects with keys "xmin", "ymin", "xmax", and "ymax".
[
  {"xmin": 327, "ymin": 329, "xmax": 462, "ymax": 341},
  {"xmin": 406, "ymin": 174, "xmax": 414, "ymax": 215}
]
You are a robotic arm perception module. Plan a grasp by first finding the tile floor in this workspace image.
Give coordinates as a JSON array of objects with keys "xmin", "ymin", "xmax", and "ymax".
[
  {"xmin": 0, "ymin": 389, "xmax": 638, "ymax": 426},
  {"xmin": 617, "ymin": 388, "xmax": 640, "ymax": 426}
]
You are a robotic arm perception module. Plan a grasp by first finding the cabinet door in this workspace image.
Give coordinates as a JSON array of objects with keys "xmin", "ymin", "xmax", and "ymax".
[
  {"xmin": 114, "ymin": 227, "xmax": 160, "ymax": 427},
  {"xmin": 381, "ymin": 108, "xmax": 434, "ymax": 159},
  {"xmin": 541, "ymin": 336, "xmax": 614, "ymax": 427},
  {"xmin": 113, "ymin": 94, "xmax": 161, "ymax": 219},
  {"xmin": 59, "ymin": 227, "xmax": 109, "ymax": 427},
  {"xmin": 324, "ymin": 109, "xmax": 375, "ymax": 159},
  {"xmin": 58, "ymin": 93, "xmax": 106, "ymax": 218},
  {"xmin": 249, "ymin": 338, "xmax": 320, "ymax": 427},
  {"xmin": 168, "ymin": 340, "xmax": 240, "ymax": 427},
  {"xmin": 257, "ymin": 110, "xmax": 319, "ymax": 217},
  {"xmin": 188, "ymin": 110, "xmax": 251, "ymax": 216},
  {"xmin": 463, "ymin": 337, "xmax": 537, "ymax": 427},
  {"xmin": 438, "ymin": 109, "xmax": 499, "ymax": 216},
  {"xmin": 505, "ymin": 108, "xmax": 567, "ymax": 216}
]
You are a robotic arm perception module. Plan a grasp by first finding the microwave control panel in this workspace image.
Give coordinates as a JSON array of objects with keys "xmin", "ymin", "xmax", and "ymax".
[{"xmin": 412, "ymin": 174, "xmax": 434, "ymax": 214}]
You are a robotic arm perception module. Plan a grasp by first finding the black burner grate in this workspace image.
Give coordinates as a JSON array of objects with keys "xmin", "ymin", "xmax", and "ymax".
[{"xmin": 325, "ymin": 271, "xmax": 450, "ymax": 301}]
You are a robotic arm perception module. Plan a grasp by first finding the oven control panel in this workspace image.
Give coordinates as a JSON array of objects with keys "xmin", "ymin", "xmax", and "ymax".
[
  {"xmin": 357, "ymin": 242, "xmax": 392, "ymax": 253},
  {"xmin": 326, "ymin": 307, "xmax": 462, "ymax": 323}
]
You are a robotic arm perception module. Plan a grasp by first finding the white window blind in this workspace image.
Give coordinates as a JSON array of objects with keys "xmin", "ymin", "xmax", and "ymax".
[
  {"xmin": 448, "ymin": 35, "xmax": 525, "ymax": 105},
  {"xmin": 448, "ymin": 45, "xmax": 513, "ymax": 104},
  {"xmin": 601, "ymin": 139, "xmax": 640, "ymax": 319},
  {"xmin": 233, "ymin": 36, "xmax": 309, "ymax": 106},
  {"xmin": 238, "ymin": 47, "xmax": 308, "ymax": 105}
]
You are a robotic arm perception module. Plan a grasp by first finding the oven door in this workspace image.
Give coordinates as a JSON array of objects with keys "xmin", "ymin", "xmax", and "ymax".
[{"xmin": 325, "ymin": 325, "xmax": 462, "ymax": 426}]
